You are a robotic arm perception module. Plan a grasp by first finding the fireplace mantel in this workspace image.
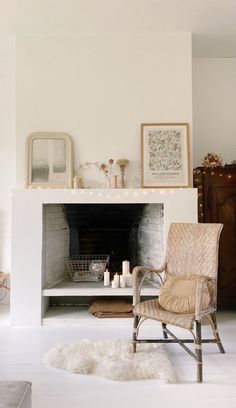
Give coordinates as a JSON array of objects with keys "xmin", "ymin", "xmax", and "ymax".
[{"xmin": 11, "ymin": 188, "xmax": 197, "ymax": 325}]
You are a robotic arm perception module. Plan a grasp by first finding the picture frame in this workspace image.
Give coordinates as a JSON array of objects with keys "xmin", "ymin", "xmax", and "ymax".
[
  {"xmin": 141, "ymin": 123, "xmax": 190, "ymax": 188},
  {"xmin": 26, "ymin": 132, "xmax": 74, "ymax": 188}
]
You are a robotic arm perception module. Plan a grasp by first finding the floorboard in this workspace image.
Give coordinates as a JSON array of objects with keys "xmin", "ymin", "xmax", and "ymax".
[{"xmin": 0, "ymin": 306, "xmax": 236, "ymax": 408}]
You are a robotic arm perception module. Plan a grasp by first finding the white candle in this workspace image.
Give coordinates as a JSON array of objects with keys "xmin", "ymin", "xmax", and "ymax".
[
  {"xmin": 114, "ymin": 273, "xmax": 120, "ymax": 286},
  {"xmin": 120, "ymin": 275, "xmax": 126, "ymax": 288},
  {"xmin": 125, "ymin": 273, "xmax": 133, "ymax": 287},
  {"xmin": 104, "ymin": 269, "xmax": 110, "ymax": 286},
  {"xmin": 112, "ymin": 280, "xmax": 119, "ymax": 289},
  {"xmin": 122, "ymin": 260, "xmax": 130, "ymax": 276}
]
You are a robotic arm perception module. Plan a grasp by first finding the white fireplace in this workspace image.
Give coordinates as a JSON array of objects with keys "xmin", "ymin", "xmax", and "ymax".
[{"xmin": 11, "ymin": 188, "xmax": 197, "ymax": 325}]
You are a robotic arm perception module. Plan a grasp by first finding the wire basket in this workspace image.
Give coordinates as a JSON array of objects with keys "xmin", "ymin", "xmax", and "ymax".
[{"xmin": 66, "ymin": 254, "xmax": 109, "ymax": 282}]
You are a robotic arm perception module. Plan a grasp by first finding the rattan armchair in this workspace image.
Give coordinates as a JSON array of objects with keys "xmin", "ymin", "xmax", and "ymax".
[{"xmin": 132, "ymin": 223, "xmax": 225, "ymax": 383}]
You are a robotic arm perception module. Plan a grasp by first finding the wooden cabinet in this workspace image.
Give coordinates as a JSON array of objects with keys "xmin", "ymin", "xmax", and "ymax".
[{"xmin": 193, "ymin": 166, "xmax": 236, "ymax": 309}]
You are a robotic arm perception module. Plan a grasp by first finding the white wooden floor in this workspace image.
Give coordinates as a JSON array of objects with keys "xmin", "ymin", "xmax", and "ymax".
[{"xmin": 0, "ymin": 305, "xmax": 236, "ymax": 408}]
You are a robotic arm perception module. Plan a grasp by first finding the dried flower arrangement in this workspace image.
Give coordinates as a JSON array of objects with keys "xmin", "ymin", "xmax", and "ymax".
[
  {"xmin": 99, "ymin": 159, "xmax": 115, "ymax": 188},
  {"xmin": 116, "ymin": 159, "xmax": 129, "ymax": 188},
  {"xmin": 74, "ymin": 158, "xmax": 129, "ymax": 188},
  {"xmin": 202, "ymin": 153, "xmax": 223, "ymax": 168}
]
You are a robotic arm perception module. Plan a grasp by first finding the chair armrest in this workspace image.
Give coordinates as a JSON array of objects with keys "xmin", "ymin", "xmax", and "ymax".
[
  {"xmin": 195, "ymin": 276, "xmax": 216, "ymax": 320},
  {"xmin": 0, "ymin": 272, "xmax": 10, "ymax": 291},
  {"xmin": 132, "ymin": 262, "xmax": 167, "ymax": 306}
]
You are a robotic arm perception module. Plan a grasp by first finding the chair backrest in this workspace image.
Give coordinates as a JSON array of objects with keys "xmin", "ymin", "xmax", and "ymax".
[{"xmin": 166, "ymin": 223, "xmax": 223, "ymax": 279}]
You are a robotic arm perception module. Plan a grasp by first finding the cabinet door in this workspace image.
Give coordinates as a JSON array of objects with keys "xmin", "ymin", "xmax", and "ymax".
[{"xmin": 211, "ymin": 186, "xmax": 236, "ymax": 308}]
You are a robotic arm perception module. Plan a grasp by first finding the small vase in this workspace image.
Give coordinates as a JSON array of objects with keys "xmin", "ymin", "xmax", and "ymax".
[{"xmin": 120, "ymin": 168, "xmax": 126, "ymax": 188}]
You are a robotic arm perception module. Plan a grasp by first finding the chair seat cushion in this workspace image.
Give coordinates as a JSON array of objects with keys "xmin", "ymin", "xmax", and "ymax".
[
  {"xmin": 133, "ymin": 299, "xmax": 195, "ymax": 329},
  {"xmin": 158, "ymin": 274, "xmax": 210, "ymax": 314}
]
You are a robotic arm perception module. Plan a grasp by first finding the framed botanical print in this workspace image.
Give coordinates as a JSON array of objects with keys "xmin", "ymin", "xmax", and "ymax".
[
  {"xmin": 141, "ymin": 123, "xmax": 190, "ymax": 188},
  {"xmin": 26, "ymin": 132, "xmax": 74, "ymax": 188}
]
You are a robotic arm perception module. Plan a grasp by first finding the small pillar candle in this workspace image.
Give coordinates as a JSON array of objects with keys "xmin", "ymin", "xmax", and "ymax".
[
  {"xmin": 122, "ymin": 260, "xmax": 130, "ymax": 276},
  {"xmin": 125, "ymin": 273, "xmax": 133, "ymax": 287},
  {"xmin": 114, "ymin": 273, "xmax": 120, "ymax": 286},
  {"xmin": 112, "ymin": 280, "xmax": 119, "ymax": 289},
  {"xmin": 120, "ymin": 275, "xmax": 126, "ymax": 288},
  {"xmin": 104, "ymin": 269, "xmax": 110, "ymax": 287}
]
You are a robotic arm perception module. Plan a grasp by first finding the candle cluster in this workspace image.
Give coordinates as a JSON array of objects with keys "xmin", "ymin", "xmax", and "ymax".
[{"xmin": 103, "ymin": 260, "xmax": 133, "ymax": 289}]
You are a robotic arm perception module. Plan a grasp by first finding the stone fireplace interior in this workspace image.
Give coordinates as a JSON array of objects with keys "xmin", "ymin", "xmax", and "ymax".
[{"xmin": 42, "ymin": 202, "xmax": 164, "ymax": 323}]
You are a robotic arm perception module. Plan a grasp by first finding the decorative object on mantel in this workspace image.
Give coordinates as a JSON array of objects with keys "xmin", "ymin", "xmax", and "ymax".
[
  {"xmin": 75, "ymin": 159, "xmax": 127, "ymax": 188},
  {"xmin": 73, "ymin": 175, "xmax": 84, "ymax": 189},
  {"xmin": 202, "ymin": 153, "xmax": 223, "ymax": 168},
  {"xmin": 89, "ymin": 299, "xmax": 133, "ymax": 318},
  {"xmin": 44, "ymin": 339, "xmax": 176, "ymax": 382},
  {"xmin": 100, "ymin": 159, "xmax": 117, "ymax": 188},
  {"xmin": 26, "ymin": 132, "xmax": 74, "ymax": 188},
  {"xmin": 116, "ymin": 159, "xmax": 129, "ymax": 188},
  {"xmin": 141, "ymin": 123, "xmax": 190, "ymax": 188},
  {"xmin": 74, "ymin": 161, "xmax": 101, "ymax": 189}
]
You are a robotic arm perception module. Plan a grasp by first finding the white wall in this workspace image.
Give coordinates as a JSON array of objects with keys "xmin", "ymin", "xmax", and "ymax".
[
  {"xmin": 193, "ymin": 57, "xmax": 236, "ymax": 167},
  {"xmin": 0, "ymin": 32, "xmax": 193, "ymax": 293},
  {"xmin": 0, "ymin": 37, "xmax": 15, "ymax": 303},
  {"xmin": 16, "ymin": 33, "xmax": 193, "ymax": 187}
]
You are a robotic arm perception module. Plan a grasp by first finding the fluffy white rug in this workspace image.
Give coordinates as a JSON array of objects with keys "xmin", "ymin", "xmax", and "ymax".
[{"xmin": 44, "ymin": 339, "xmax": 176, "ymax": 383}]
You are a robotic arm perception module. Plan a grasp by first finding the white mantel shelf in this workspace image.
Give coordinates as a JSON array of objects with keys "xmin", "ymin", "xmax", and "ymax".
[
  {"xmin": 11, "ymin": 187, "xmax": 197, "ymax": 325},
  {"xmin": 42, "ymin": 279, "xmax": 159, "ymax": 297}
]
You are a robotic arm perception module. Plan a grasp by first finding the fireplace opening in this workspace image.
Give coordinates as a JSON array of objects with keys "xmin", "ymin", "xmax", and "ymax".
[
  {"xmin": 42, "ymin": 203, "xmax": 164, "ymax": 288},
  {"xmin": 64, "ymin": 203, "xmax": 146, "ymax": 273}
]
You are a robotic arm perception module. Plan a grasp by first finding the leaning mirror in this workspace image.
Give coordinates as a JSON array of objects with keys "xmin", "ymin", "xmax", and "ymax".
[{"xmin": 26, "ymin": 132, "xmax": 73, "ymax": 188}]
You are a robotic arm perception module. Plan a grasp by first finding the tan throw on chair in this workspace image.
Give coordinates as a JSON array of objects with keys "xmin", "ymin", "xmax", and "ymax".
[{"xmin": 132, "ymin": 223, "xmax": 225, "ymax": 383}]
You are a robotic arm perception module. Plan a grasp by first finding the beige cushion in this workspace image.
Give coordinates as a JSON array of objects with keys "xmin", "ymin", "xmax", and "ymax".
[{"xmin": 158, "ymin": 275, "xmax": 210, "ymax": 314}]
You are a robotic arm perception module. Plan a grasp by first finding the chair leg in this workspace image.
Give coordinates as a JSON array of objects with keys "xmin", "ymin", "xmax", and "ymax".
[
  {"xmin": 162, "ymin": 323, "xmax": 168, "ymax": 339},
  {"xmin": 132, "ymin": 315, "xmax": 139, "ymax": 353},
  {"xmin": 211, "ymin": 312, "xmax": 225, "ymax": 353},
  {"xmin": 195, "ymin": 320, "xmax": 203, "ymax": 383}
]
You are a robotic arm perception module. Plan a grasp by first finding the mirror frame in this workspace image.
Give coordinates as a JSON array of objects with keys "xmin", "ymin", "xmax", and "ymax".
[{"xmin": 26, "ymin": 132, "xmax": 74, "ymax": 188}]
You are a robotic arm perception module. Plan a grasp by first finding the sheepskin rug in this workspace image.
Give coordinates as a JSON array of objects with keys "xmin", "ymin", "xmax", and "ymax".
[{"xmin": 44, "ymin": 339, "xmax": 176, "ymax": 383}]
